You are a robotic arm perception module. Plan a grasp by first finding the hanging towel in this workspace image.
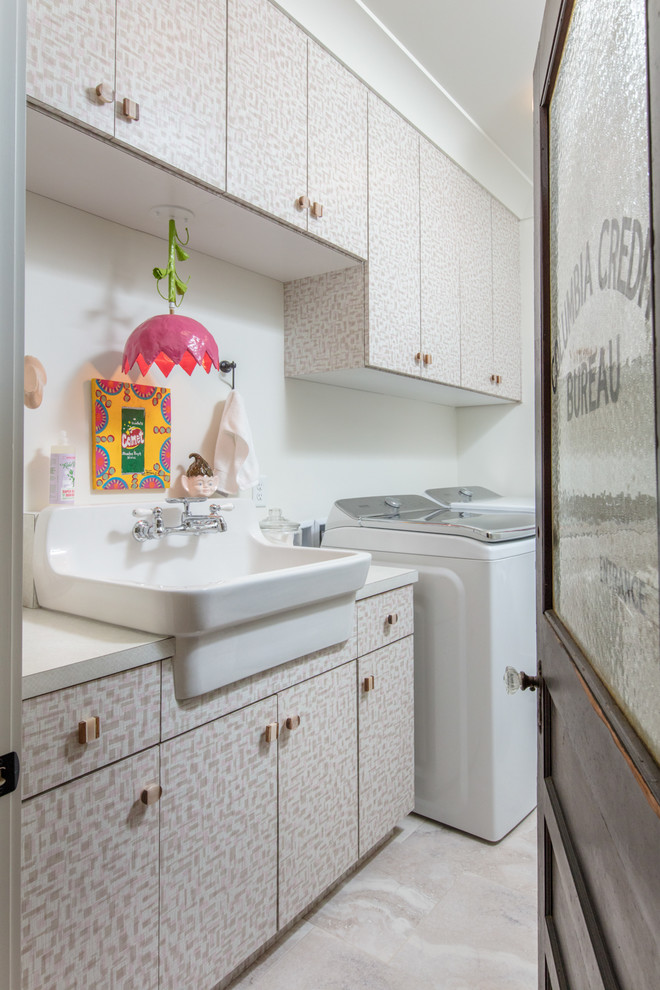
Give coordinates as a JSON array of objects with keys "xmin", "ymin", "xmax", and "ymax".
[{"xmin": 213, "ymin": 390, "xmax": 260, "ymax": 493}]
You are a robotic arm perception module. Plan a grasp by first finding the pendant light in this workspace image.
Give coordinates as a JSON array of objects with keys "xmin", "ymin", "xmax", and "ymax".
[{"xmin": 122, "ymin": 217, "xmax": 219, "ymax": 377}]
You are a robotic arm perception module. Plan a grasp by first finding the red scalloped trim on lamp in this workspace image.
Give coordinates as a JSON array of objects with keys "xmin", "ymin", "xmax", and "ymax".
[{"xmin": 122, "ymin": 313, "xmax": 220, "ymax": 377}]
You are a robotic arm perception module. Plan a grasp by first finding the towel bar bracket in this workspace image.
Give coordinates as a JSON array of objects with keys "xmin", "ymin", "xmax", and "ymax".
[{"xmin": 219, "ymin": 360, "xmax": 237, "ymax": 389}]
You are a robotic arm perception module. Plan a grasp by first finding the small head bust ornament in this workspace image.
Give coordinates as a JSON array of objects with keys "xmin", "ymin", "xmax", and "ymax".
[{"xmin": 181, "ymin": 452, "xmax": 219, "ymax": 497}]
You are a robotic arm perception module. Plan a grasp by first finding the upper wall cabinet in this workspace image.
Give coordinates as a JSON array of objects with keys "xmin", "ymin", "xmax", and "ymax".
[
  {"xmin": 114, "ymin": 0, "xmax": 226, "ymax": 188},
  {"xmin": 459, "ymin": 173, "xmax": 494, "ymax": 394},
  {"xmin": 226, "ymin": 0, "xmax": 368, "ymax": 257},
  {"xmin": 284, "ymin": 105, "xmax": 521, "ymax": 407},
  {"xmin": 419, "ymin": 140, "xmax": 462, "ymax": 387},
  {"xmin": 307, "ymin": 43, "xmax": 368, "ymax": 259},
  {"xmin": 491, "ymin": 199, "xmax": 522, "ymax": 401},
  {"xmin": 367, "ymin": 94, "xmax": 421, "ymax": 377},
  {"xmin": 26, "ymin": 0, "xmax": 116, "ymax": 134},
  {"xmin": 26, "ymin": 0, "xmax": 227, "ymax": 189},
  {"xmin": 227, "ymin": 0, "xmax": 308, "ymax": 229}
]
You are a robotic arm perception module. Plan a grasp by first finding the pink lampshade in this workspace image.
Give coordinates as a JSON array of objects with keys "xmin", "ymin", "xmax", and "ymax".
[{"xmin": 121, "ymin": 313, "xmax": 220, "ymax": 377}]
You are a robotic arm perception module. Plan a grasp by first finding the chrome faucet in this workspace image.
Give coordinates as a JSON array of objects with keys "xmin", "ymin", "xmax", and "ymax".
[{"xmin": 132, "ymin": 497, "xmax": 228, "ymax": 542}]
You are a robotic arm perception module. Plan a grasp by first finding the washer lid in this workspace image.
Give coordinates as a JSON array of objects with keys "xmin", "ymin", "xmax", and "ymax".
[
  {"xmin": 426, "ymin": 486, "xmax": 536, "ymax": 515},
  {"xmin": 332, "ymin": 495, "xmax": 535, "ymax": 542}
]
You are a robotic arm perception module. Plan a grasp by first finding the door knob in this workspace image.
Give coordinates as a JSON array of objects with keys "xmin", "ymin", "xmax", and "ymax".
[{"xmin": 504, "ymin": 667, "xmax": 540, "ymax": 693}]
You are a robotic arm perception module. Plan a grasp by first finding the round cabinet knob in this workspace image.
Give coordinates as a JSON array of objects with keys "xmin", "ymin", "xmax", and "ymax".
[
  {"xmin": 504, "ymin": 667, "xmax": 540, "ymax": 694},
  {"xmin": 296, "ymin": 195, "xmax": 311, "ymax": 211},
  {"xmin": 95, "ymin": 82, "xmax": 114, "ymax": 104},
  {"xmin": 140, "ymin": 784, "xmax": 162, "ymax": 806},
  {"xmin": 490, "ymin": 374, "xmax": 503, "ymax": 384},
  {"xmin": 386, "ymin": 612, "xmax": 399, "ymax": 626},
  {"xmin": 285, "ymin": 715, "xmax": 301, "ymax": 730},
  {"xmin": 415, "ymin": 352, "xmax": 422, "ymax": 363}
]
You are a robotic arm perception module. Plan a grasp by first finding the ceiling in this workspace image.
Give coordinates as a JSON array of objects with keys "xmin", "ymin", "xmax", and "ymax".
[{"xmin": 358, "ymin": 0, "xmax": 547, "ymax": 181}]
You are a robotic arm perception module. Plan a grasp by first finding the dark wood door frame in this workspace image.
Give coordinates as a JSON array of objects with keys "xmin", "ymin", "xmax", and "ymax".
[{"xmin": 534, "ymin": 1, "xmax": 660, "ymax": 987}]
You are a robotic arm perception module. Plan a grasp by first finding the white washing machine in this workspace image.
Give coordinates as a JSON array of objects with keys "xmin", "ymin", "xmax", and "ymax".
[{"xmin": 323, "ymin": 487, "xmax": 537, "ymax": 842}]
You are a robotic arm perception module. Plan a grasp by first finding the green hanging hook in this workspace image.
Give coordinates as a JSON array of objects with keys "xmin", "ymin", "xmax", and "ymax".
[{"xmin": 152, "ymin": 218, "xmax": 191, "ymax": 313}]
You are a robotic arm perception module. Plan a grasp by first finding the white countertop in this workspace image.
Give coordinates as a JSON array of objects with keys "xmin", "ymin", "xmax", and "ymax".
[{"xmin": 22, "ymin": 563, "xmax": 417, "ymax": 699}]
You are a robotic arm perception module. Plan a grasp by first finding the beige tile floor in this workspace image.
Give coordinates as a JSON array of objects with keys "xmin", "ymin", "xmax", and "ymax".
[{"xmin": 230, "ymin": 810, "xmax": 538, "ymax": 990}]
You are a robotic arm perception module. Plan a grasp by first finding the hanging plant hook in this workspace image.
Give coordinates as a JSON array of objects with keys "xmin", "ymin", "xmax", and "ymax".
[{"xmin": 153, "ymin": 218, "xmax": 191, "ymax": 313}]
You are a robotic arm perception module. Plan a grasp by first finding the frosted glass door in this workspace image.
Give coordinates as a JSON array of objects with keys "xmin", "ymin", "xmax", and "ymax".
[{"xmin": 549, "ymin": 0, "xmax": 660, "ymax": 761}]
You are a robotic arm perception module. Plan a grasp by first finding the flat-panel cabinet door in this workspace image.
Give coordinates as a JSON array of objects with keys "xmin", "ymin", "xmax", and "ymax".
[
  {"xmin": 159, "ymin": 697, "xmax": 278, "ymax": 990},
  {"xmin": 115, "ymin": 0, "xmax": 226, "ymax": 188},
  {"xmin": 491, "ymin": 198, "xmax": 522, "ymax": 400},
  {"xmin": 459, "ymin": 173, "xmax": 493, "ymax": 393},
  {"xmin": 358, "ymin": 638, "xmax": 415, "ymax": 857},
  {"xmin": 420, "ymin": 139, "xmax": 461, "ymax": 386},
  {"xmin": 367, "ymin": 93, "xmax": 421, "ymax": 376},
  {"xmin": 26, "ymin": 0, "xmax": 116, "ymax": 134},
  {"xmin": 227, "ymin": 0, "xmax": 307, "ymax": 228},
  {"xmin": 21, "ymin": 748, "xmax": 160, "ymax": 990},
  {"xmin": 278, "ymin": 662, "xmax": 358, "ymax": 928},
  {"xmin": 308, "ymin": 42, "xmax": 368, "ymax": 258}
]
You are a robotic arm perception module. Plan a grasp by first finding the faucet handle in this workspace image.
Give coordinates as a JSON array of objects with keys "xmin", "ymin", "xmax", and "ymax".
[
  {"xmin": 166, "ymin": 496, "xmax": 207, "ymax": 505},
  {"xmin": 132, "ymin": 505, "xmax": 164, "ymax": 516}
]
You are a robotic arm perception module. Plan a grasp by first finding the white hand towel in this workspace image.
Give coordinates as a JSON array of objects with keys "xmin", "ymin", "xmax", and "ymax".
[{"xmin": 213, "ymin": 390, "xmax": 260, "ymax": 493}]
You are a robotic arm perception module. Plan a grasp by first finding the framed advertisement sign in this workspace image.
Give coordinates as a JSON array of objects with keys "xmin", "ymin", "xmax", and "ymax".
[{"xmin": 92, "ymin": 379, "xmax": 171, "ymax": 491}]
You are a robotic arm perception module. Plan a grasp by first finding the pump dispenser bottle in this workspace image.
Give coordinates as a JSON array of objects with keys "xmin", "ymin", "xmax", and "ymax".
[{"xmin": 49, "ymin": 431, "xmax": 76, "ymax": 504}]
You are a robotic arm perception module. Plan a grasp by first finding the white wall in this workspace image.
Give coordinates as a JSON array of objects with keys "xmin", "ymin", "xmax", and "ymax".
[{"xmin": 24, "ymin": 194, "xmax": 458, "ymax": 521}]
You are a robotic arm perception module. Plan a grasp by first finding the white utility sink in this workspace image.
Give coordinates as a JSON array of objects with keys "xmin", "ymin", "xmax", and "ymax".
[{"xmin": 33, "ymin": 499, "xmax": 370, "ymax": 698}]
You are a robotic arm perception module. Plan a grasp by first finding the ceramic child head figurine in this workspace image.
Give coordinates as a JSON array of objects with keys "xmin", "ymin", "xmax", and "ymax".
[{"xmin": 182, "ymin": 452, "xmax": 219, "ymax": 497}]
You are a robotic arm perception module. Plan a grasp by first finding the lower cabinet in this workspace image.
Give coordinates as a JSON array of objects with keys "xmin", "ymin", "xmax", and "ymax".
[
  {"xmin": 358, "ymin": 637, "xmax": 415, "ymax": 857},
  {"xmin": 278, "ymin": 661, "xmax": 358, "ymax": 927},
  {"xmin": 21, "ymin": 747, "xmax": 161, "ymax": 990},
  {"xmin": 21, "ymin": 585, "xmax": 415, "ymax": 989},
  {"xmin": 159, "ymin": 697, "xmax": 279, "ymax": 990}
]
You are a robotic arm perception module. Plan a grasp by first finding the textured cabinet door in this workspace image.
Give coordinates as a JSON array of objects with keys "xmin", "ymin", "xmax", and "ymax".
[
  {"xmin": 459, "ymin": 172, "xmax": 493, "ymax": 393},
  {"xmin": 159, "ymin": 697, "xmax": 278, "ymax": 990},
  {"xmin": 491, "ymin": 198, "xmax": 522, "ymax": 400},
  {"xmin": 115, "ymin": 0, "xmax": 226, "ymax": 188},
  {"xmin": 278, "ymin": 662, "xmax": 358, "ymax": 928},
  {"xmin": 26, "ymin": 0, "xmax": 116, "ymax": 134},
  {"xmin": 227, "ymin": 0, "xmax": 307, "ymax": 228},
  {"xmin": 366, "ymin": 94, "xmax": 421, "ymax": 376},
  {"xmin": 307, "ymin": 42, "xmax": 368, "ymax": 258},
  {"xmin": 419, "ymin": 139, "xmax": 461, "ymax": 386},
  {"xmin": 21, "ymin": 747, "xmax": 160, "ymax": 990},
  {"xmin": 358, "ymin": 637, "xmax": 415, "ymax": 857}
]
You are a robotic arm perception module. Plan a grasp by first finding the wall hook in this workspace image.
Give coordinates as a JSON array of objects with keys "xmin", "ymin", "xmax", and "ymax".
[{"xmin": 219, "ymin": 360, "xmax": 236, "ymax": 389}]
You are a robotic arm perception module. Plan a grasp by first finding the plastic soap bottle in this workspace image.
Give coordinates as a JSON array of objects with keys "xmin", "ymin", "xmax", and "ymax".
[{"xmin": 49, "ymin": 431, "xmax": 76, "ymax": 505}]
